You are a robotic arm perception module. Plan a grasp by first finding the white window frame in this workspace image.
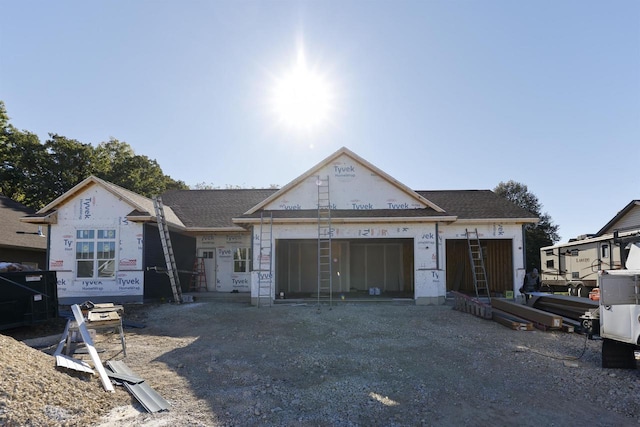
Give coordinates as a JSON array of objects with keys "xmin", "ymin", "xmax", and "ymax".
[
  {"xmin": 76, "ymin": 229, "xmax": 116, "ymax": 279},
  {"xmin": 233, "ymin": 247, "xmax": 251, "ymax": 273}
]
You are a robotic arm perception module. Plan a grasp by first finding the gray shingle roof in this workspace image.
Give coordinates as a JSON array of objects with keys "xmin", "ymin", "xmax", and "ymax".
[
  {"xmin": 160, "ymin": 188, "xmax": 537, "ymax": 228},
  {"xmin": 417, "ymin": 190, "xmax": 538, "ymax": 220},
  {"xmin": 161, "ymin": 189, "xmax": 278, "ymax": 228},
  {"xmin": 0, "ymin": 194, "xmax": 47, "ymax": 250}
]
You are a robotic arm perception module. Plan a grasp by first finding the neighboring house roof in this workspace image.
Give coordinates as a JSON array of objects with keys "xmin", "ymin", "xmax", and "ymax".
[
  {"xmin": 21, "ymin": 176, "xmax": 184, "ymax": 228},
  {"xmin": 595, "ymin": 200, "xmax": 640, "ymax": 236},
  {"xmin": 0, "ymin": 194, "xmax": 47, "ymax": 251}
]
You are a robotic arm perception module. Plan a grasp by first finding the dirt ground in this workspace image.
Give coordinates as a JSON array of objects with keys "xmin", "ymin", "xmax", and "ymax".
[{"xmin": 2, "ymin": 297, "xmax": 640, "ymax": 426}]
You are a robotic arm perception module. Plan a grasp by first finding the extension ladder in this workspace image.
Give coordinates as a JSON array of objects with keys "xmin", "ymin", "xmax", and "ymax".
[
  {"xmin": 257, "ymin": 212, "xmax": 273, "ymax": 307},
  {"xmin": 153, "ymin": 197, "xmax": 182, "ymax": 303},
  {"xmin": 317, "ymin": 175, "xmax": 332, "ymax": 307},
  {"xmin": 466, "ymin": 228, "xmax": 490, "ymax": 302}
]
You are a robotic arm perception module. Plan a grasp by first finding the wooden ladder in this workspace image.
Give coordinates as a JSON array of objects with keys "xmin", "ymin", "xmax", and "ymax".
[{"xmin": 189, "ymin": 257, "xmax": 207, "ymax": 292}]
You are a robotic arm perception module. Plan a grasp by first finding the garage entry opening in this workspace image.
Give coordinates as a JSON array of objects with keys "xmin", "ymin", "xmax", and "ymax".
[
  {"xmin": 276, "ymin": 238, "xmax": 414, "ymax": 298},
  {"xmin": 445, "ymin": 239, "xmax": 514, "ymax": 296}
]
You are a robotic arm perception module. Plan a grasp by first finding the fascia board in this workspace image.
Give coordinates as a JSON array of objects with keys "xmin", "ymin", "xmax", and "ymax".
[
  {"xmin": 233, "ymin": 216, "xmax": 458, "ymax": 225},
  {"xmin": 36, "ymin": 176, "xmax": 97, "ymax": 214},
  {"xmin": 20, "ymin": 211, "xmax": 58, "ymax": 224},
  {"xmin": 185, "ymin": 226, "xmax": 249, "ymax": 233},
  {"xmin": 453, "ymin": 218, "xmax": 540, "ymax": 224}
]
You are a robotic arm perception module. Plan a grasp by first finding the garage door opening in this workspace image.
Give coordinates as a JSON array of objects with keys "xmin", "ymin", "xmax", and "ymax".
[
  {"xmin": 445, "ymin": 239, "xmax": 513, "ymax": 296},
  {"xmin": 276, "ymin": 238, "xmax": 414, "ymax": 298}
]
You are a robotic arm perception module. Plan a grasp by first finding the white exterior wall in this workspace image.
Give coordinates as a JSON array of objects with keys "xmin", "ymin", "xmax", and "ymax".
[
  {"xmin": 248, "ymin": 221, "xmax": 525, "ymax": 304},
  {"xmin": 245, "ymin": 153, "xmax": 528, "ymax": 305},
  {"xmin": 49, "ymin": 185, "xmax": 144, "ymax": 304},
  {"xmin": 251, "ymin": 222, "xmax": 441, "ymax": 304},
  {"xmin": 197, "ymin": 233, "xmax": 252, "ymax": 292}
]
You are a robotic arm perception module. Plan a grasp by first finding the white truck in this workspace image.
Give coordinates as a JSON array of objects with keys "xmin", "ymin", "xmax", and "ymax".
[
  {"xmin": 581, "ymin": 242, "xmax": 640, "ymax": 368},
  {"xmin": 540, "ymin": 230, "xmax": 640, "ymax": 297}
]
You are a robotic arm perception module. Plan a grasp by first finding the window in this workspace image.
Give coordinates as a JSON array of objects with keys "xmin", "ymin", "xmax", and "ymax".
[
  {"xmin": 546, "ymin": 259, "xmax": 554, "ymax": 268},
  {"xmin": 76, "ymin": 229, "xmax": 116, "ymax": 278},
  {"xmin": 545, "ymin": 250, "xmax": 554, "ymax": 256},
  {"xmin": 233, "ymin": 248, "xmax": 250, "ymax": 273},
  {"xmin": 572, "ymin": 272, "xmax": 580, "ymax": 279},
  {"xmin": 601, "ymin": 244, "xmax": 609, "ymax": 258},
  {"xmin": 570, "ymin": 249, "xmax": 579, "ymax": 257}
]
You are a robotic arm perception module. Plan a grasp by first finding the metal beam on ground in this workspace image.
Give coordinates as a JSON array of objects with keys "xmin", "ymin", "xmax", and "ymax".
[
  {"xmin": 71, "ymin": 304, "xmax": 114, "ymax": 392},
  {"xmin": 491, "ymin": 298, "xmax": 563, "ymax": 329}
]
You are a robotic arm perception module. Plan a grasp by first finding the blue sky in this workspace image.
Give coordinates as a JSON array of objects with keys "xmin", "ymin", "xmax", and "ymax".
[{"xmin": 1, "ymin": 0, "xmax": 638, "ymax": 243}]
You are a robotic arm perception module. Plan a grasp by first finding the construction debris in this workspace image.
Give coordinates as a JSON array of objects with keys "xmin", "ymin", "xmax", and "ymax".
[
  {"xmin": 106, "ymin": 360, "xmax": 170, "ymax": 413},
  {"xmin": 70, "ymin": 304, "xmax": 114, "ymax": 392}
]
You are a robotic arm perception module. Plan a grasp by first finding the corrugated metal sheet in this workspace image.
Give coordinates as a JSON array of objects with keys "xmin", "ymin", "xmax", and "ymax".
[
  {"xmin": 106, "ymin": 360, "xmax": 169, "ymax": 413},
  {"xmin": 55, "ymin": 354, "xmax": 94, "ymax": 374}
]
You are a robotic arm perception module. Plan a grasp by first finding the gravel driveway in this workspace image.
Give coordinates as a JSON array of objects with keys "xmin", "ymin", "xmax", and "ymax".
[
  {"xmin": 100, "ymin": 300, "xmax": 639, "ymax": 426},
  {"xmin": 3, "ymin": 299, "xmax": 640, "ymax": 426}
]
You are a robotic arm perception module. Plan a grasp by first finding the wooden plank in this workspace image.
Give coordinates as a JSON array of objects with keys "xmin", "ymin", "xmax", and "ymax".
[
  {"xmin": 491, "ymin": 298, "xmax": 563, "ymax": 329},
  {"xmin": 71, "ymin": 304, "xmax": 115, "ymax": 392},
  {"xmin": 493, "ymin": 313, "xmax": 525, "ymax": 330},
  {"xmin": 491, "ymin": 308, "xmax": 533, "ymax": 331}
]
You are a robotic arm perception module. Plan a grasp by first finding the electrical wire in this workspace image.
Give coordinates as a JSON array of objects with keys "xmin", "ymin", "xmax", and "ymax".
[{"xmin": 515, "ymin": 332, "xmax": 591, "ymax": 361}]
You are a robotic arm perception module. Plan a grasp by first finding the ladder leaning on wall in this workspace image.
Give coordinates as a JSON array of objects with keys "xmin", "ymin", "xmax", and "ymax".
[
  {"xmin": 257, "ymin": 212, "xmax": 273, "ymax": 307},
  {"xmin": 317, "ymin": 175, "xmax": 332, "ymax": 308},
  {"xmin": 153, "ymin": 197, "xmax": 182, "ymax": 304},
  {"xmin": 465, "ymin": 228, "xmax": 490, "ymax": 302},
  {"xmin": 189, "ymin": 257, "xmax": 207, "ymax": 292}
]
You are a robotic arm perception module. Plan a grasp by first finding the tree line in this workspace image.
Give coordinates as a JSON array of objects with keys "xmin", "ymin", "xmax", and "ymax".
[{"xmin": 0, "ymin": 101, "xmax": 188, "ymax": 210}]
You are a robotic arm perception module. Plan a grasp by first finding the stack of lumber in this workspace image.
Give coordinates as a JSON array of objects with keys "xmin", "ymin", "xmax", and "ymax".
[{"xmin": 491, "ymin": 298, "xmax": 564, "ymax": 331}]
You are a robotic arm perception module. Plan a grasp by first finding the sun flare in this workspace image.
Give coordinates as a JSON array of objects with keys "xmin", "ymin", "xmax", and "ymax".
[{"xmin": 271, "ymin": 46, "xmax": 334, "ymax": 132}]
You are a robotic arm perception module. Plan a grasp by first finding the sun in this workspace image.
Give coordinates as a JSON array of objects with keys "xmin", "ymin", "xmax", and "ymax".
[{"xmin": 271, "ymin": 46, "xmax": 334, "ymax": 133}]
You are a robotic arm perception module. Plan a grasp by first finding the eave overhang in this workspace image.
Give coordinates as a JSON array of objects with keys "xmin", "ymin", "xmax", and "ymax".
[
  {"xmin": 20, "ymin": 211, "xmax": 58, "ymax": 225},
  {"xmin": 233, "ymin": 215, "xmax": 458, "ymax": 225}
]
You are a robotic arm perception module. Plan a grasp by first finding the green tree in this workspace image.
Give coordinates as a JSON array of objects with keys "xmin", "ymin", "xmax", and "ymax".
[
  {"xmin": 0, "ymin": 101, "xmax": 49, "ymax": 207},
  {"xmin": 94, "ymin": 138, "xmax": 188, "ymax": 197},
  {"xmin": 41, "ymin": 134, "xmax": 98, "ymax": 206},
  {"xmin": 0, "ymin": 101, "xmax": 188, "ymax": 209},
  {"xmin": 494, "ymin": 180, "xmax": 560, "ymax": 271}
]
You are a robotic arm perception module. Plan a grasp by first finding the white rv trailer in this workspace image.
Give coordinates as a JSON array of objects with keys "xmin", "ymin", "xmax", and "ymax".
[{"xmin": 540, "ymin": 230, "xmax": 640, "ymax": 297}]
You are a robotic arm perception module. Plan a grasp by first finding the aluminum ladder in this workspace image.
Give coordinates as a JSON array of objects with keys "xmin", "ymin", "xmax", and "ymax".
[
  {"xmin": 466, "ymin": 228, "xmax": 490, "ymax": 302},
  {"xmin": 153, "ymin": 197, "xmax": 182, "ymax": 303},
  {"xmin": 257, "ymin": 212, "xmax": 273, "ymax": 307},
  {"xmin": 317, "ymin": 175, "xmax": 332, "ymax": 308}
]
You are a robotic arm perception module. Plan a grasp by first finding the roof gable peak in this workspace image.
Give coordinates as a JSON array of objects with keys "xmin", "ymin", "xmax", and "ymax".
[{"xmin": 245, "ymin": 147, "xmax": 445, "ymax": 214}]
